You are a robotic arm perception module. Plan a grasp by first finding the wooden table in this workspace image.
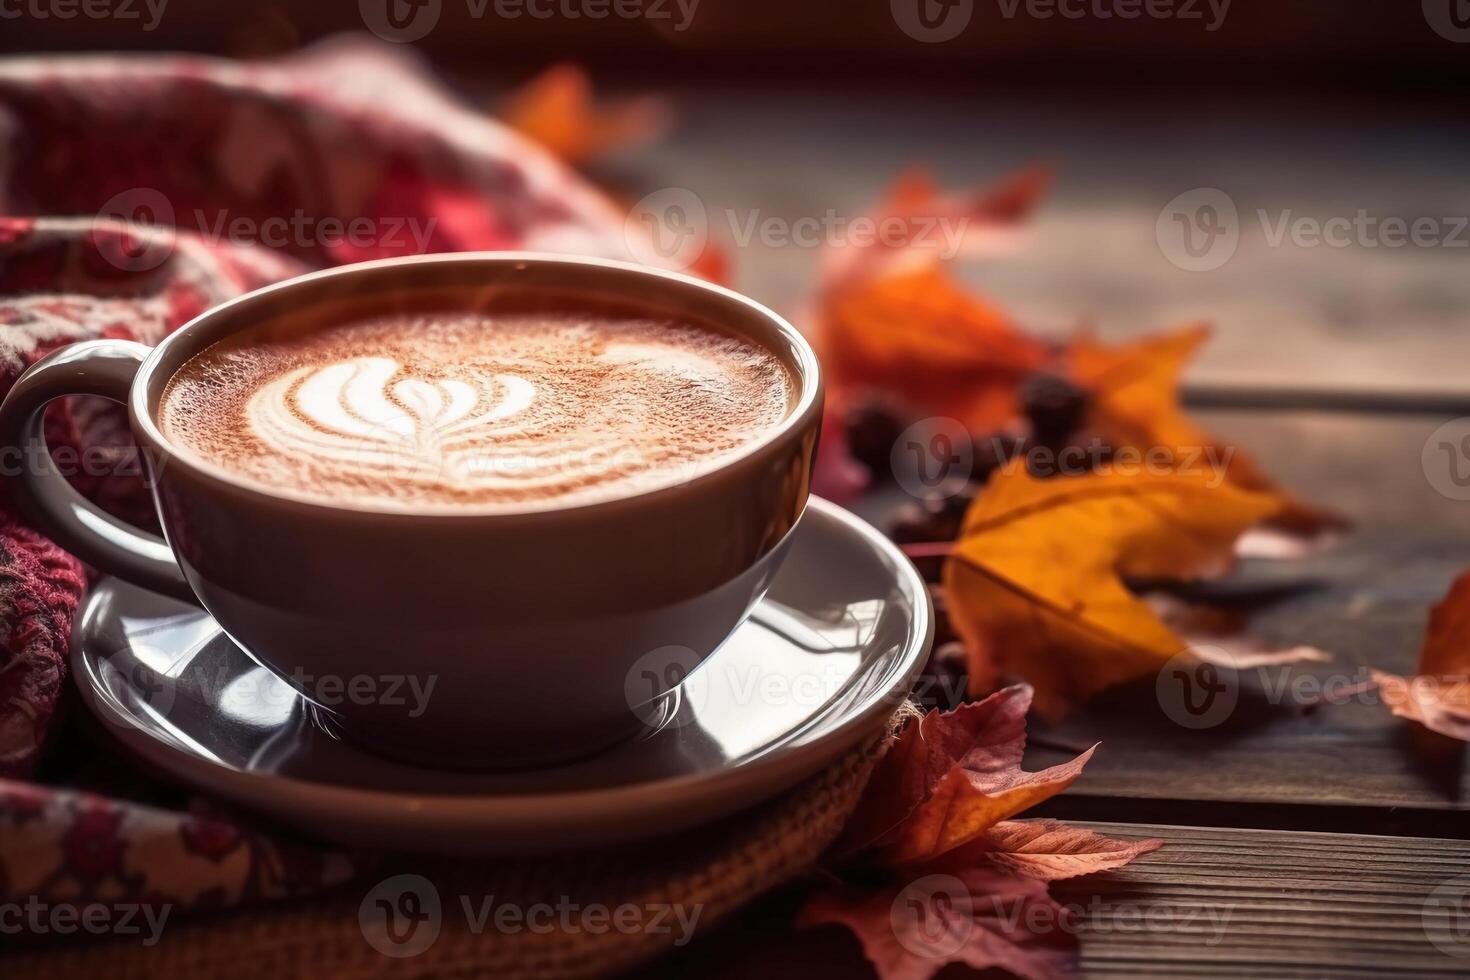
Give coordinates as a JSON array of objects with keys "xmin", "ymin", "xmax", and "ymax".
[{"xmin": 618, "ymin": 84, "xmax": 1470, "ymax": 976}]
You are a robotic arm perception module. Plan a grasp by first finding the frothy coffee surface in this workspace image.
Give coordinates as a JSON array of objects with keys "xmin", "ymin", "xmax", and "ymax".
[{"xmin": 160, "ymin": 310, "xmax": 793, "ymax": 510}]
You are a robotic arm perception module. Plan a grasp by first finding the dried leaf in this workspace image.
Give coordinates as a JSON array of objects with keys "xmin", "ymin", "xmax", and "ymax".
[
  {"xmin": 822, "ymin": 265, "xmax": 1050, "ymax": 431},
  {"xmin": 836, "ymin": 685, "xmax": 1096, "ymax": 866},
  {"xmin": 1370, "ymin": 570, "xmax": 1470, "ymax": 742},
  {"xmin": 1066, "ymin": 324, "xmax": 1343, "ymax": 535},
  {"xmin": 499, "ymin": 64, "xmax": 668, "ymax": 164},
  {"xmin": 981, "ymin": 819, "xmax": 1163, "ymax": 881},
  {"xmin": 943, "ymin": 466, "xmax": 1283, "ymax": 718},
  {"xmin": 800, "ymin": 867, "xmax": 1077, "ymax": 980}
]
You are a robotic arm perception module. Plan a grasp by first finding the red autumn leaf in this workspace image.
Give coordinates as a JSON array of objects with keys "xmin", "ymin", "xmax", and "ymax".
[
  {"xmin": 1370, "ymin": 569, "xmax": 1470, "ymax": 742},
  {"xmin": 800, "ymin": 867, "xmax": 1077, "ymax": 980},
  {"xmin": 834, "ymin": 685, "xmax": 1096, "ymax": 866},
  {"xmin": 979, "ymin": 819, "xmax": 1163, "ymax": 881}
]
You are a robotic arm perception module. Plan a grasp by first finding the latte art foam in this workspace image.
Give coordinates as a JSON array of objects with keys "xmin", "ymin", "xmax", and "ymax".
[{"xmin": 160, "ymin": 311, "xmax": 793, "ymax": 510}]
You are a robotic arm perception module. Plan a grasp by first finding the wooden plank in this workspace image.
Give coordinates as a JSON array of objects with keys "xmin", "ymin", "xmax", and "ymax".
[
  {"xmin": 842, "ymin": 406, "xmax": 1470, "ymax": 831},
  {"xmin": 1058, "ymin": 823, "xmax": 1470, "ymax": 977},
  {"xmin": 617, "ymin": 88, "xmax": 1470, "ymax": 399},
  {"xmin": 652, "ymin": 822, "xmax": 1470, "ymax": 977},
  {"xmin": 1022, "ymin": 527, "xmax": 1470, "ymax": 835}
]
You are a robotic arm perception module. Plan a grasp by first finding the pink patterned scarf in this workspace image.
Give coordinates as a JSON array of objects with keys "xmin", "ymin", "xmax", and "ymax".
[{"xmin": 0, "ymin": 38, "xmax": 625, "ymax": 920}]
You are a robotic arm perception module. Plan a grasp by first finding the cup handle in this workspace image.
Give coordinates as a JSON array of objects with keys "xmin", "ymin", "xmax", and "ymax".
[{"xmin": 0, "ymin": 340, "xmax": 195, "ymax": 602}]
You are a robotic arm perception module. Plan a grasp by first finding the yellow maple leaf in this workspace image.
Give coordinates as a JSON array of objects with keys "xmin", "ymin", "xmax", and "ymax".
[{"xmin": 942, "ymin": 466, "xmax": 1284, "ymax": 719}]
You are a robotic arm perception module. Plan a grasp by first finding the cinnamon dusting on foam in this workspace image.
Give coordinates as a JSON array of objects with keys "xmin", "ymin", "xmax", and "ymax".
[{"xmin": 159, "ymin": 311, "xmax": 793, "ymax": 510}]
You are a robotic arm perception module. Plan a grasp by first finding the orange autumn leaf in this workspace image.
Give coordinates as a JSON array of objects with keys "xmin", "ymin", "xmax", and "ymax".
[
  {"xmin": 943, "ymin": 466, "xmax": 1284, "ymax": 719},
  {"xmin": 835, "ymin": 685, "xmax": 1096, "ymax": 867},
  {"xmin": 1370, "ymin": 569, "xmax": 1470, "ymax": 742},
  {"xmin": 499, "ymin": 64, "xmax": 668, "ymax": 165},
  {"xmin": 1065, "ymin": 324, "xmax": 1343, "ymax": 535},
  {"xmin": 822, "ymin": 265, "xmax": 1050, "ymax": 431}
]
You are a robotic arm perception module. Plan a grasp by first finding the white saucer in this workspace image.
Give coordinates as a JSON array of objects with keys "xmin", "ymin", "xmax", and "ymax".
[{"xmin": 71, "ymin": 498, "xmax": 931, "ymax": 854}]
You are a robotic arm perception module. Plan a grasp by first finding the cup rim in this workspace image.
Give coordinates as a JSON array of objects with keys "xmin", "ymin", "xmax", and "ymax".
[{"xmin": 128, "ymin": 251, "xmax": 824, "ymax": 521}]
